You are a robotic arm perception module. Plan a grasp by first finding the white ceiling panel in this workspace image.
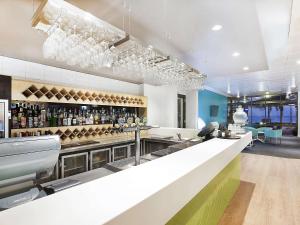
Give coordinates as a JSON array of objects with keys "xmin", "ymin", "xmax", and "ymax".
[{"xmin": 0, "ymin": 0, "xmax": 298, "ymax": 96}]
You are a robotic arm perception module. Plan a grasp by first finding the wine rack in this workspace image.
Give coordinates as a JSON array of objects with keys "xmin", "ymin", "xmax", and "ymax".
[
  {"xmin": 11, "ymin": 125, "xmax": 148, "ymax": 144},
  {"xmin": 11, "ymin": 79, "xmax": 148, "ymax": 144},
  {"xmin": 12, "ymin": 80, "xmax": 147, "ymax": 107}
]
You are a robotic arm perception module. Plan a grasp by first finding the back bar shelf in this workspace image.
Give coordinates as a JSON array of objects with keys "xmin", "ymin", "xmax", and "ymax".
[{"xmin": 11, "ymin": 79, "xmax": 148, "ymax": 143}]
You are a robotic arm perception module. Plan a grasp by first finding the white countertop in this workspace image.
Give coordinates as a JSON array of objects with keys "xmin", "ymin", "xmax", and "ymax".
[{"xmin": 0, "ymin": 133, "xmax": 251, "ymax": 225}]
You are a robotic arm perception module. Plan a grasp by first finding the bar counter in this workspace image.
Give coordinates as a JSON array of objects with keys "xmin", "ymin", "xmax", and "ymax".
[{"xmin": 0, "ymin": 132, "xmax": 251, "ymax": 225}]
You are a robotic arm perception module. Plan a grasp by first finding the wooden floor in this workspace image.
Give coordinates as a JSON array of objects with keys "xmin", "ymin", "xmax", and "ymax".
[
  {"xmin": 218, "ymin": 181, "xmax": 255, "ymax": 225},
  {"xmin": 220, "ymin": 153, "xmax": 300, "ymax": 225}
]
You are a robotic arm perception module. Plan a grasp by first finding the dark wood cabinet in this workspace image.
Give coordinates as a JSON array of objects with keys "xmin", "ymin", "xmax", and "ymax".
[{"xmin": 0, "ymin": 75, "xmax": 11, "ymax": 101}]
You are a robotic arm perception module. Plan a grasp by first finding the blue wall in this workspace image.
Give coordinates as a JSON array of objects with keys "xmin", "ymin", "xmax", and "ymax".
[{"xmin": 198, "ymin": 89, "xmax": 228, "ymax": 125}]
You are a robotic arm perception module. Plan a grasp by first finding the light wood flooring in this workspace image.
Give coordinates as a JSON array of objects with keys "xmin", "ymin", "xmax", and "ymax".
[{"xmin": 220, "ymin": 153, "xmax": 300, "ymax": 225}]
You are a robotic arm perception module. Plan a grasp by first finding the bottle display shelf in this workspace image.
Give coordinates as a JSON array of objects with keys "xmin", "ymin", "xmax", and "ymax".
[{"xmin": 12, "ymin": 79, "xmax": 147, "ymax": 108}]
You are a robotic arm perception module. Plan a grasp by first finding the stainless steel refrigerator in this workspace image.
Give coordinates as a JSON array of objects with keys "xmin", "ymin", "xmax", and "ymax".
[{"xmin": 0, "ymin": 99, "xmax": 9, "ymax": 138}]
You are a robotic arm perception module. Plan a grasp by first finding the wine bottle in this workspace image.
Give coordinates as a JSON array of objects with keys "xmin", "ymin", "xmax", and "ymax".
[
  {"xmin": 40, "ymin": 104, "xmax": 46, "ymax": 128},
  {"xmin": 72, "ymin": 108, "xmax": 77, "ymax": 126},
  {"xmin": 27, "ymin": 105, "xmax": 33, "ymax": 128},
  {"xmin": 63, "ymin": 108, "xmax": 68, "ymax": 126},
  {"xmin": 33, "ymin": 105, "xmax": 39, "ymax": 128},
  {"xmin": 67, "ymin": 109, "xmax": 72, "ymax": 126},
  {"xmin": 46, "ymin": 107, "xmax": 51, "ymax": 127}
]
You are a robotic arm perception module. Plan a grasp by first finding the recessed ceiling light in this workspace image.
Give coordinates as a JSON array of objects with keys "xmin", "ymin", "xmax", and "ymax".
[
  {"xmin": 297, "ymin": 60, "xmax": 300, "ymax": 64},
  {"xmin": 211, "ymin": 25, "xmax": 223, "ymax": 31},
  {"xmin": 232, "ymin": 52, "xmax": 240, "ymax": 57},
  {"xmin": 243, "ymin": 66, "xmax": 249, "ymax": 71}
]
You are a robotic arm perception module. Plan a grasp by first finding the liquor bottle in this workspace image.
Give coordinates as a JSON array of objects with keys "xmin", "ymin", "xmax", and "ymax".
[
  {"xmin": 11, "ymin": 103, "xmax": 19, "ymax": 129},
  {"xmin": 62, "ymin": 108, "xmax": 68, "ymax": 126},
  {"xmin": 89, "ymin": 110, "xmax": 94, "ymax": 125},
  {"xmin": 78, "ymin": 110, "xmax": 83, "ymax": 126},
  {"xmin": 46, "ymin": 107, "xmax": 51, "ymax": 127},
  {"xmin": 67, "ymin": 109, "xmax": 72, "ymax": 126},
  {"xmin": 33, "ymin": 105, "xmax": 39, "ymax": 128},
  {"xmin": 100, "ymin": 108, "xmax": 106, "ymax": 124},
  {"xmin": 40, "ymin": 104, "xmax": 46, "ymax": 128},
  {"xmin": 17, "ymin": 103, "xmax": 22, "ymax": 126},
  {"xmin": 105, "ymin": 109, "xmax": 110, "ymax": 124},
  {"xmin": 86, "ymin": 110, "xmax": 90, "ymax": 125},
  {"xmin": 82, "ymin": 110, "xmax": 86, "ymax": 125},
  {"xmin": 27, "ymin": 105, "xmax": 33, "ymax": 128},
  {"xmin": 94, "ymin": 110, "xmax": 99, "ymax": 125},
  {"xmin": 111, "ymin": 108, "xmax": 116, "ymax": 125},
  {"xmin": 72, "ymin": 108, "xmax": 77, "ymax": 126},
  {"xmin": 57, "ymin": 108, "xmax": 62, "ymax": 126},
  {"xmin": 20, "ymin": 103, "xmax": 27, "ymax": 129},
  {"xmin": 51, "ymin": 108, "xmax": 57, "ymax": 127}
]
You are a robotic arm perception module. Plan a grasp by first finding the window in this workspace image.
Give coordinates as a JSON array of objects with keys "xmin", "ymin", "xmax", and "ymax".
[
  {"xmin": 250, "ymin": 105, "xmax": 265, "ymax": 124},
  {"xmin": 282, "ymin": 105, "xmax": 297, "ymax": 124},
  {"xmin": 268, "ymin": 106, "xmax": 280, "ymax": 123},
  {"xmin": 228, "ymin": 93, "xmax": 298, "ymax": 130}
]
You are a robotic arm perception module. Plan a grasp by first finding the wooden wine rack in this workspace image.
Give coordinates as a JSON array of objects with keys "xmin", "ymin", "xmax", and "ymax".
[
  {"xmin": 11, "ymin": 125, "xmax": 148, "ymax": 144},
  {"xmin": 11, "ymin": 79, "xmax": 148, "ymax": 143},
  {"xmin": 12, "ymin": 80, "xmax": 147, "ymax": 108}
]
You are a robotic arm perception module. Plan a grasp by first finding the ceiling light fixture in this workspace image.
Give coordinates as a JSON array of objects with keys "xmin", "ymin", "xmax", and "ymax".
[
  {"xmin": 243, "ymin": 66, "xmax": 249, "ymax": 71},
  {"xmin": 211, "ymin": 25, "xmax": 223, "ymax": 31},
  {"xmin": 31, "ymin": 0, "xmax": 206, "ymax": 90},
  {"xmin": 286, "ymin": 86, "xmax": 291, "ymax": 99},
  {"xmin": 297, "ymin": 60, "xmax": 300, "ymax": 64},
  {"xmin": 232, "ymin": 52, "xmax": 240, "ymax": 57},
  {"xmin": 227, "ymin": 83, "xmax": 231, "ymax": 94}
]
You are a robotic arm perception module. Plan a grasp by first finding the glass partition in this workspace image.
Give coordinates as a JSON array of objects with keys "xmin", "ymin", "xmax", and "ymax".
[{"xmin": 228, "ymin": 93, "xmax": 298, "ymax": 135}]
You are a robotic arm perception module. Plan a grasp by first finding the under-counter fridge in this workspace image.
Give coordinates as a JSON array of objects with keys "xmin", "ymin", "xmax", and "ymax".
[{"xmin": 0, "ymin": 99, "xmax": 9, "ymax": 138}]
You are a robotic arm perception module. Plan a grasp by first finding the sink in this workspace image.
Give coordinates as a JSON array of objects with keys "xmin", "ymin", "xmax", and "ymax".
[
  {"xmin": 168, "ymin": 140, "xmax": 202, "ymax": 151},
  {"xmin": 141, "ymin": 154, "xmax": 160, "ymax": 161},
  {"xmin": 106, "ymin": 157, "xmax": 150, "ymax": 171},
  {"xmin": 151, "ymin": 148, "xmax": 176, "ymax": 157}
]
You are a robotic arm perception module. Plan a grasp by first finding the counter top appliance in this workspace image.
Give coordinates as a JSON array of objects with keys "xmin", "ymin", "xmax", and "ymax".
[
  {"xmin": 197, "ymin": 123, "xmax": 215, "ymax": 141},
  {"xmin": 0, "ymin": 135, "xmax": 60, "ymax": 210}
]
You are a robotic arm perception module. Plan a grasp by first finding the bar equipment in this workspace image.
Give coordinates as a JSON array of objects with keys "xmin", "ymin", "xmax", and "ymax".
[
  {"xmin": 197, "ymin": 123, "xmax": 215, "ymax": 141},
  {"xmin": 0, "ymin": 135, "xmax": 60, "ymax": 210},
  {"xmin": 112, "ymin": 145, "xmax": 130, "ymax": 162},
  {"xmin": 32, "ymin": 0, "xmax": 207, "ymax": 90},
  {"xmin": 61, "ymin": 152, "xmax": 88, "ymax": 178},
  {"xmin": 0, "ymin": 99, "xmax": 10, "ymax": 138},
  {"xmin": 117, "ymin": 119, "xmax": 154, "ymax": 166},
  {"xmin": 90, "ymin": 148, "xmax": 111, "ymax": 170}
]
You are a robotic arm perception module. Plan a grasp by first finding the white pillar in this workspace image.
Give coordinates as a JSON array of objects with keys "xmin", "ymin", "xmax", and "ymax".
[
  {"xmin": 186, "ymin": 90, "xmax": 199, "ymax": 129},
  {"xmin": 298, "ymin": 91, "xmax": 300, "ymax": 137}
]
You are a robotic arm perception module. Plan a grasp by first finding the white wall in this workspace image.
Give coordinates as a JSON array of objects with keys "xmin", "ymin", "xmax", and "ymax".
[
  {"xmin": 0, "ymin": 56, "xmax": 142, "ymax": 95},
  {"xmin": 142, "ymin": 84, "xmax": 178, "ymax": 127},
  {"xmin": 0, "ymin": 56, "xmax": 201, "ymax": 129}
]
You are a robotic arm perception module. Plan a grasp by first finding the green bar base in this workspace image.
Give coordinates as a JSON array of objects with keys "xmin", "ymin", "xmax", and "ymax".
[{"xmin": 166, "ymin": 155, "xmax": 241, "ymax": 225}]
